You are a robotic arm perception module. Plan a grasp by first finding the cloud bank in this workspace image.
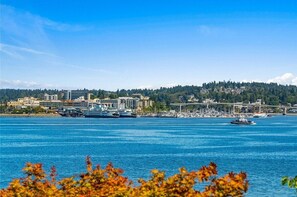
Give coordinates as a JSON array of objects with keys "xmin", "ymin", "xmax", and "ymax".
[
  {"xmin": 0, "ymin": 80, "xmax": 57, "ymax": 89},
  {"xmin": 267, "ymin": 73, "xmax": 297, "ymax": 86}
]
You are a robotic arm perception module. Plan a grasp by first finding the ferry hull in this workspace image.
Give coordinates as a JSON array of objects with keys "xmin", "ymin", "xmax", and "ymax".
[{"xmin": 84, "ymin": 115, "xmax": 119, "ymax": 118}]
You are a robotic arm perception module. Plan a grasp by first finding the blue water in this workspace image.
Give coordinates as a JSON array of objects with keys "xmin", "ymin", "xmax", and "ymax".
[{"xmin": 0, "ymin": 117, "xmax": 296, "ymax": 196}]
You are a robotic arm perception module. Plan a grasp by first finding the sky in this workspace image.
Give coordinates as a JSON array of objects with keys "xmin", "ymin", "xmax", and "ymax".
[{"xmin": 0, "ymin": 0, "xmax": 296, "ymax": 90}]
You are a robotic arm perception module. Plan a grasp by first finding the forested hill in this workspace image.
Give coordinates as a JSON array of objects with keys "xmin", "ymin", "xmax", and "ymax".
[
  {"xmin": 1, "ymin": 82, "xmax": 297, "ymax": 106},
  {"xmin": 0, "ymin": 89, "xmax": 61, "ymax": 103}
]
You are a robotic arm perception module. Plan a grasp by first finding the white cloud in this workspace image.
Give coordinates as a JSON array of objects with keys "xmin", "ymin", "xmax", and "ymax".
[
  {"xmin": 0, "ymin": 79, "xmax": 57, "ymax": 89},
  {"xmin": 267, "ymin": 73, "xmax": 297, "ymax": 86},
  {"xmin": 137, "ymin": 83, "xmax": 180, "ymax": 90},
  {"xmin": 137, "ymin": 85, "xmax": 154, "ymax": 89},
  {"xmin": 0, "ymin": 43, "xmax": 56, "ymax": 58}
]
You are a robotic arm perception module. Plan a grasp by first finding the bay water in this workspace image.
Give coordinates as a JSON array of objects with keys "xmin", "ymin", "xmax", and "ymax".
[{"xmin": 0, "ymin": 116, "xmax": 296, "ymax": 196}]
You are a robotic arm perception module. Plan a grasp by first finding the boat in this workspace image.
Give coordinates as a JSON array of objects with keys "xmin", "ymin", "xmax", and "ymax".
[
  {"xmin": 231, "ymin": 118, "xmax": 256, "ymax": 125},
  {"xmin": 253, "ymin": 113, "xmax": 267, "ymax": 118},
  {"xmin": 57, "ymin": 107, "xmax": 84, "ymax": 117},
  {"xmin": 83, "ymin": 104, "xmax": 119, "ymax": 118},
  {"xmin": 118, "ymin": 109, "xmax": 137, "ymax": 118}
]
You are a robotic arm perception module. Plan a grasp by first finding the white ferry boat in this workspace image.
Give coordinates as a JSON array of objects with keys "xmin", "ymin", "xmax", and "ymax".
[{"xmin": 84, "ymin": 104, "xmax": 119, "ymax": 118}]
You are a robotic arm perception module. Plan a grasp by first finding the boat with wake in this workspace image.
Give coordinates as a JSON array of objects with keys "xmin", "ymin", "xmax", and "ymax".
[{"xmin": 231, "ymin": 118, "xmax": 256, "ymax": 125}]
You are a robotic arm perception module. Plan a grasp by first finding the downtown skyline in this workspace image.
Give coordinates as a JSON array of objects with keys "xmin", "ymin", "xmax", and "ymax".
[{"xmin": 0, "ymin": 0, "xmax": 297, "ymax": 90}]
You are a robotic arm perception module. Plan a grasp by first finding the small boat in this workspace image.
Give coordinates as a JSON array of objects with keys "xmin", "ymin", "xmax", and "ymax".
[
  {"xmin": 231, "ymin": 118, "xmax": 256, "ymax": 125},
  {"xmin": 253, "ymin": 113, "xmax": 267, "ymax": 118},
  {"xmin": 118, "ymin": 109, "xmax": 137, "ymax": 118}
]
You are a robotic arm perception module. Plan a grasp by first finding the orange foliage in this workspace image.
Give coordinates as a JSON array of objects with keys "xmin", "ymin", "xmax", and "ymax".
[{"xmin": 0, "ymin": 156, "xmax": 248, "ymax": 197}]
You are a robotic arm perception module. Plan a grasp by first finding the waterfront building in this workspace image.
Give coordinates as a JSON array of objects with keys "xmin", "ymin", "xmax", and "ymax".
[
  {"xmin": 74, "ymin": 96, "xmax": 85, "ymax": 102},
  {"xmin": 7, "ymin": 97, "xmax": 40, "ymax": 108},
  {"xmin": 40, "ymin": 100, "xmax": 63, "ymax": 109},
  {"xmin": 97, "ymin": 96, "xmax": 146, "ymax": 110},
  {"xmin": 133, "ymin": 95, "xmax": 153, "ymax": 110},
  {"xmin": 119, "ymin": 97, "xmax": 139, "ymax": 109},
  {"xmin": 100, "ymin": 99, "xmax": 121, "ymax": 109},
  {"xmin": 62, "ymin": 100, "xmax": 89, "ymax": 108},
  {"xmin": 44, "ymin": 94, "xmax": 58, "ymax": 101},
  {"xmin": 87, "ymin": 93, "xmax": 92, "ymax": 101},
  {"xmin": 66, "ymin": 90, "xmax": 71, "ymax": 100},
  {"xmin": 63, "ymin": 90, "xmax": 89, "ymax": 100}
]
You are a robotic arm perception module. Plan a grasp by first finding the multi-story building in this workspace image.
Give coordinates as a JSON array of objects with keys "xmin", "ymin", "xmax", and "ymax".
[
  {"xmin": 132, "ymin": 94, "xmax": 154, "ymax": 110},
  {"xmin": 39, "ymin": 100, "xmax": 63, "ymax": 109},
  {"xmin": 100, "ymin": 99, "xmax": 121, "ymax": 109},
  {"xmin": 44, "ymin": 94, "xmax": 58, "ymax": 101},
  {"xmin": 98, "ymin": 96, "xmax": 146, "ymax": 110},
  {"xmin": 119, "ymin": 97, "xmax": 139, "ymax": 109},
  {"xmin": 63, "ymin": 90, "xmax": 89, "ymax": 100},
  {"xmin": 7, "ymin": 97, "xmax": 40, "ymax": 108}
]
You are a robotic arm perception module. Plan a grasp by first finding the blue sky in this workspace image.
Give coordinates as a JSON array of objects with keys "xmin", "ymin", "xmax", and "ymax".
[{"xmin": 0, "ymin": 0, "xmax": 296, "ymax": 90}]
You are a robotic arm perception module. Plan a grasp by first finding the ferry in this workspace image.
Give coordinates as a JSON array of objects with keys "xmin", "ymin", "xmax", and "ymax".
[
  {"xmin": 231, "ymin": 118, "xmax": 256, "ymax": 125},
  {"xmin": 83, "ymin": 104, "xmax": 119, "ymax": 118},
  {"xmin": 57, "ymin": 108, "xmax": 84, "ymax": 117}
]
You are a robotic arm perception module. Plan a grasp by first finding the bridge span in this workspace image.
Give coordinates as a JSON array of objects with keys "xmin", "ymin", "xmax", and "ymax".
[{"xmin": 170, "ymin": 102, "xmax": 297, "ymax": 114}]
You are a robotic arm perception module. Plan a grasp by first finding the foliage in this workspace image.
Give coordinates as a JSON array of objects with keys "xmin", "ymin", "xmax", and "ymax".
[
  {"xmin": 0, "ymin": 89, "xmax": 61, "ymax": 102},
  {"xmin": 282, "ymin": 176, "xmax": 297, "ymax": 193},
  {"xmin": 0, "ymin": 157, "xmax": 249, "ymax": 197},
  {"xmin": 5, "ymin": 106, "xmax": 46, "ymax": 114},
  {"xmin": 143, "ymin": 102, "xmax": 169, "ymax": 113},
  {"xmin": 1, "ymin": 82, "xmax": 297, "ymax": 107}
]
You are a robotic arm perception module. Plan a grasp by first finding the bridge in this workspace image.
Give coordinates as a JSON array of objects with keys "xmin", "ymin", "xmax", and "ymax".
[{"xmin": 170, "ymin": 102, "xmax": 297, "ymax": 114}]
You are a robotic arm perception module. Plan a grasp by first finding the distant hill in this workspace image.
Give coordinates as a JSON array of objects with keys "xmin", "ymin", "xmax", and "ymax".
[{"xmin": 1, "ymin": 82, "xmax": 297, "ymax": 106}]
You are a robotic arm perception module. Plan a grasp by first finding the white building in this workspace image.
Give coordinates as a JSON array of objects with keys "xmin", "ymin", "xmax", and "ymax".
[{"xmin": 44, "ymin": 94, "xmax": 58, "ymax": 101}]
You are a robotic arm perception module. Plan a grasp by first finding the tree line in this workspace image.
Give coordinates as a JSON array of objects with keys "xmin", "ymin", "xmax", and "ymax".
[{"xmin": 1, "ymin": 82, "xmax": 297, "ymax": 106}]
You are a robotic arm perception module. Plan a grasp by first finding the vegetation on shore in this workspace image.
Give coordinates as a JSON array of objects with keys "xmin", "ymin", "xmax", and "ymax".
[
  {"xmin": 1, "ymin": 82, "xmax": 297, "ymax": 106},
  {"xmin": 0, "ymin": 157, "xmax": 249, "ymax": 197},
  {"xmin": 282, "ymin": 176, "xmax": 297, "ymax": 193}
]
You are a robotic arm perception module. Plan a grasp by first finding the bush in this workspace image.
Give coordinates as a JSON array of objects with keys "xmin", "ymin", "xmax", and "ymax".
[
  {"xmin": 0, "ymin": 157, "xmax": 249, "ymax": 197},
  {"xmin": 282, "ymin": 176, "xmax": 297, "ymax": 194}
]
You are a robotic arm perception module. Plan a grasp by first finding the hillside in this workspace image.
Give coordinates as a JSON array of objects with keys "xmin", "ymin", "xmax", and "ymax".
[{"xmin": 1, "ymin": 82, "xmax": 297, "ymax": 106}]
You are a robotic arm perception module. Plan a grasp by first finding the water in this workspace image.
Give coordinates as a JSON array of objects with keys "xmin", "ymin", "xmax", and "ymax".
[{"xmin": 0, "ymin": 116, "xmax": 296, "ymax": 196}]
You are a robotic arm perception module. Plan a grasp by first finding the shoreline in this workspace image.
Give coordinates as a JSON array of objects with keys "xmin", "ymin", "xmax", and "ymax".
[
  {"xmin": 0, "ymin": 113, "xmax": 60, "ymax": 117},
  {"xmin": 0, "ymin": 113, "xmax": 296, "ymax": 118}
]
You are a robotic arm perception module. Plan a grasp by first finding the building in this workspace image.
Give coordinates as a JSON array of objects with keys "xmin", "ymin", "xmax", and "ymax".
[
  {"xmin": 118, "ymin": 97, "xmax": 139, "ymax": 109},
  {"xmin": 7, "ymin": 97, "xmax": 40, "ymax": 108},
  {"xmin": 100, "ymin": 99, "xmax": 121, "ymax": 109},
  {"xmin": 44, "ymin": 94, "xmax": 58, "ymax": 101},
  {"xmin": 66, "ymin": 90, "xmax": 71, "ymax": 100},
  {"xmin": 39, "ymin": 100, "xmax": 63, "ymax": 109},
  {"xmin": 132, "ymin": 94, "xmax": 153, "ymax": 110},
  {"xmin": 63, "ymin": 90, "xmax": 89, "ymax": 100}
]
